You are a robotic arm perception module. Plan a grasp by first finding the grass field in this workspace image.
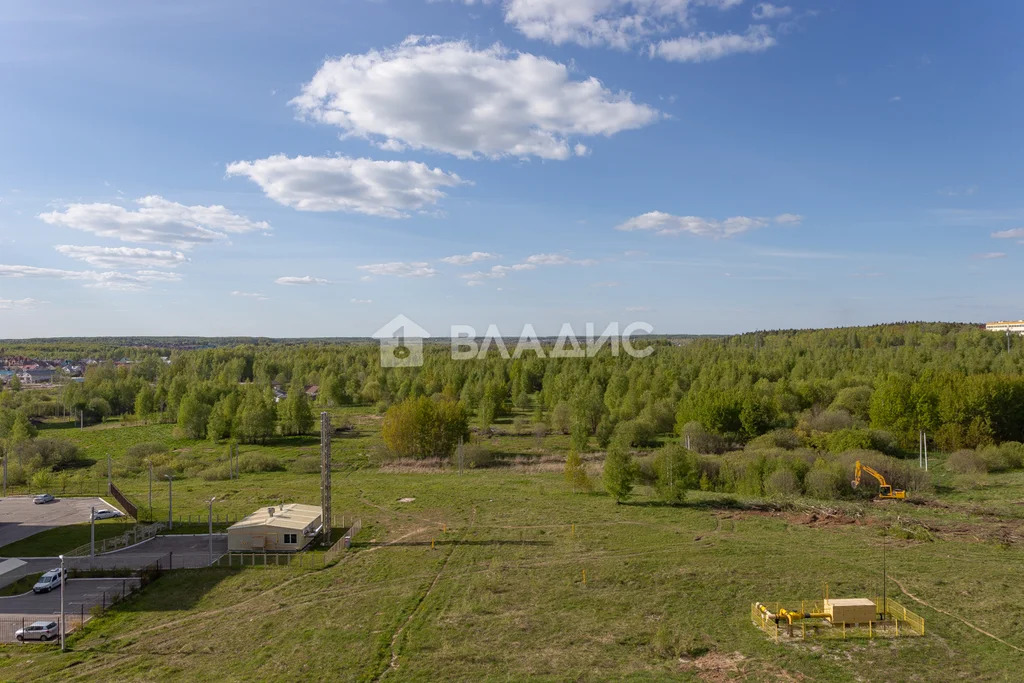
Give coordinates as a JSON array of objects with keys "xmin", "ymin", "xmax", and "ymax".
[
  {"xmin": 0, "ymin": 573, "xmax": 43, "ymax": 597},
  {"xmin": 0, "ymin": 416, "xmax": 1022, "ymax": 680}
]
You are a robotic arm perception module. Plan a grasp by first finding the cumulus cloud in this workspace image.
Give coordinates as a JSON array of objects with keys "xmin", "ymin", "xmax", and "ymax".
[
  {"xmin": 55, "ymin": 245, "xmax": 189, "ymax": 269},
  {"xmin": 226, "ymin": 155, "xmax": 465, "ymax": 219},
  {"xmin": 39, "ymin": 196, "xmax": 269, "ymax": 248},
  {"xmin": 275, "ymin": 276, "xmax": 330, "ymax": 286},
  {"xmin": 357, "ymin": 262, "xmax": 438, "ymax": 278},
  {"xmin": 291, "ymin": 37, "xmax": 659, "ymax": 160},
  {"xmin": 440, "ymin": 251, "xmax": 499, "ymax": 265},
  {"xmin": 0, "ymin": 264, "xmax": 180, "ymax": 291},
  {"xmin": 616, "ymin": 212, "xmax": 799, "ymax": 237},
  {"xmin": 651, "ymin": 25, "xmax": 776, "ymax": 62}
]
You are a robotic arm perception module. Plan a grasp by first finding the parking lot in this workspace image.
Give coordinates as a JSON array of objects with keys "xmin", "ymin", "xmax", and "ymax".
[
  {"xmin": 0, "ymin": 577, "xmax": 140, "ymax": 643},
  {"xmin": 66, "ymin": 535, "xmax": 228, "ymax": 571},
  {"xmin": 0, "ymin": 496, "xmax": 113, "ymax": 549}
]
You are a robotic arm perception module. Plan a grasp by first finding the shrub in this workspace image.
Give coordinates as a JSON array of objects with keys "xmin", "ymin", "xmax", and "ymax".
[
  {"xmin": 462, "ymin": 443, "xmax": 495, "ymax": 469},
  {"xmin": 746, "ymin": 428, "xmax": 801, "ymax": 451},
  {"xmin": 238, "ymin": 453, "xmax": 284, "ymax": 473},
  {"xmin": 289, "ymin": 456, "xmax": 321, "ymax": 474},
  {"xmin": 802, "ymin": 409, "xmax": 855, "ymax": 434},
  {"xmin": 804, "ymin": 460, "xmax": 847, "ymax": 499},
  {"xmin": 680, "ymin": 421, "xmax": 727, "ymax": 454},
  {"xmin": 764, "ymin": 468, "xmax": 801, "ymax": 497},
  {"xmin": 11, "ymin": 438, "xmax": 84, "ymax": 471},
  {"xmin": 199, "ymin": 465, "xmax": 232, "ymax": 481},
  {"xmin": 947, "ymin": 449, "xmax": 987, "ymax": 474}
]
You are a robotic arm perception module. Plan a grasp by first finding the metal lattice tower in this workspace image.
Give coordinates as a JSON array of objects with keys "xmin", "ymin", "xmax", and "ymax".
[{"xmin": 320, "ymin": 411, "xmax": 332, "ymax": 546}]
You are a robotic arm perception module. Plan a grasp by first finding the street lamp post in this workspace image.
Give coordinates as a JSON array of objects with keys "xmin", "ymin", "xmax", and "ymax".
[
  {"xmin": 58, "ymin": 554, "xmax": 65, "ymax": 652},
  {"xmin": 208, "ymin": 496, "xmax": 217, "ymax": 565},
  {"xmin": 90, "ymin": 506, "xmax": 95, "ymax": 559},
  {"xmin": 166, "ymin": 474, "xmax": 173, "ymax": 530}
]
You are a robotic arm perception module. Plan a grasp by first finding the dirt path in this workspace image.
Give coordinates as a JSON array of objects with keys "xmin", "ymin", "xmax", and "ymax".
[
  {"xmin": 375, "ymin": 512, "xmax": 475, "ymax": 682},
  {"xmin": 889, "ymin": 575, "xmax": 1024, "ymax": 654}
]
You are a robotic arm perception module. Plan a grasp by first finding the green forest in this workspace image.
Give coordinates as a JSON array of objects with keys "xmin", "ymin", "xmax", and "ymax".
[{"xmin": 2, "ymin": 322, "xmax": 1023, "ymax": 500}]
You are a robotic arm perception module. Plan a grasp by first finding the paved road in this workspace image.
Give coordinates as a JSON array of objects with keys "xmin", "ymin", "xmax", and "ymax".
[
  {"xmin": 0, "ymin": 577, "xmax": 140, "ymax": 643},
  {"xmin": 0, "ymin": 496, "xmax": 114, "ymax": 548}
]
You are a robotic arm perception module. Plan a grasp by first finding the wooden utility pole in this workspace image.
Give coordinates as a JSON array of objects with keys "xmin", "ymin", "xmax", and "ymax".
[{"xmin": 320, "ymin": 412, "xmax": 332, "ymax": 546}]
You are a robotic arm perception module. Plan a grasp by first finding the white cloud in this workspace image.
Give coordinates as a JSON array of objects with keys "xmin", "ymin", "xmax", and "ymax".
[
  {"xmin": 39, "ymin": 196, "xmax": 269, "ymax": 248},
  {"xmin": 350, "ymin": 298, "xmax": 373, "ymax": 304},
  {"xmin": 225, "ymin": 155, "xmax": 465, "ymax": 219},
  {"xmin": 0, "ymin": 264, "xmax": 180, "ymax": 291},
  {"xmin": 591, "ymin": 281, "xmax": 620, "ymax": 288},
  {"xmin": 357, "ymin": 262, "xmax": 438, "ymax": 278},
  {"xmin": 625, "ymin": 305, "xmax": 652, "ymax": 312},
  {"xmin": 501, "ymin": 0, "xmax": 745, "ymax": 49},
  {"xmin": 231, "ymin": 290, "xmax": 269, "ymax": 300},
  {"xmin": 889, "ymin": 95, "xmax": 902, "ymax": 103},
  {"xmin": 275, "ymin": 276, "xmax": 330, "ymax": 286},
  {"xmin": 0, "ymin": 297, "xmax": 42, "ymax": 310},
  {"xmin": 616, "ymin": 211, "xmax": 798, "ymax": 237},
  {"xmin": 773, "ymin": 213, "xmax": 803, "ymax": 225},
  {"xmin": 651, "ymin": 25, "xmax": 776, "ymax": 62},
  {"xmin": 974, "ymin": 252, "xmax": 1007, "ymax": 260},
  {"xmin": 441, "ymin": 251, "xmax": 499, "ymax": 265},
  {"xmin": 292, "ymin": 37, "xmax": 659, "ymax": 160},
  {"xmin": 55, "ymin": 245, "xmax": 189, "ymax": 269},
  {"xmin": 751, "ymin": 3, "xmax": 791, "ymax": 19},
  {"xmin": 461, "ymin": 252, "xmax": 595, "ymax": 281},
  {"xmin": 991, "ymin": 228, "xmax": 1024, "ymax": 239},
  {"xmin": 524, "ymin": 253, "xmax": 597, "ymax": 266}
]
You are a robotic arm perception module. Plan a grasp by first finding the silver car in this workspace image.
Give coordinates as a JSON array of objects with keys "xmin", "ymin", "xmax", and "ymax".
[
  {"xmin": 33, "ymin": 493, "xmax": 54, "ymax": 504},
  {"xmin": 15, "ymin": 620, "xmax": 58, "ymax": 642},
  {"xmin": 91, "ymin": 508, "xmax": 123, "ymax": 520}
]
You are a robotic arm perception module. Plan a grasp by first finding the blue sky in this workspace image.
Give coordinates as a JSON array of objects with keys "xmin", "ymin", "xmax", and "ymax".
[{"xmin": 1, "ymin": 0, "xmax": 1022, "ymax": 338}]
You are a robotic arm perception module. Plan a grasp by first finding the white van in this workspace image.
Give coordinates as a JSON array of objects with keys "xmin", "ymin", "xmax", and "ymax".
[{"xmin": 32, "ymin": 568, "xmax": 66, "ymax": 594}]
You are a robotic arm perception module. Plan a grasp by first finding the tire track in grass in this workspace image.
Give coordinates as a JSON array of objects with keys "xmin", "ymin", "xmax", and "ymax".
[
  {"xmin": 889, "ymin": 575, "xmax": 1024, "ymax": 654},
  {"xmin": 374, "ymin": 512, "xmax": 475, "ymax": 682}
]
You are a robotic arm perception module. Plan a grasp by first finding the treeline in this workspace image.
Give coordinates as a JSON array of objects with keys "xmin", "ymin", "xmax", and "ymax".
[{"xmin": 5, "ymin": 322, "xmax": 1024, "ymax": 453}]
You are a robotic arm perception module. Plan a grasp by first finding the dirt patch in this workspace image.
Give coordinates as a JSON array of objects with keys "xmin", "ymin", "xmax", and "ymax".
[
  {"xmin": 679, "ymin": 651, "xmax": 746, "ymax": 681},
  {"xmin": 719, "ymin": 508, "xmax": 863, "ymax": 529}
]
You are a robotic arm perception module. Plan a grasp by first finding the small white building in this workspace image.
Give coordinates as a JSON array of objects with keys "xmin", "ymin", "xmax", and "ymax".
[
  {"xmin": 227, "ymin": 503, "xmax": 322, "ymax": 552},
  {"xmin": 986, "ymin": 320, "xmax": 1024, "ymax": 335}
]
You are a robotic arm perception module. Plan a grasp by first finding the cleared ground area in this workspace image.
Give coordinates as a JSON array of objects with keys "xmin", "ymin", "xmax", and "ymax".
[
  {"xmin": 0, "ymin": 577, "xmax": 140, "ymax": 643},
  {"xmin": 0, "ymin": 497, "xmax": 112, "ymax": 549}
]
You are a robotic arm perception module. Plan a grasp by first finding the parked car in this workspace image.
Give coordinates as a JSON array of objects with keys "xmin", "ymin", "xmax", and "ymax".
[
  {"xmin": 91, "ymin": 508, "xmax": 123, "ymax": 520},
  {"xmin": 32, "ymin": 568, "xmax": 66, "ymax": 594},
  {"xmin": 15, "ymin": 621, "xmax": 59, "ymax": 642},
  {"xmin": 32, "ymin": 493, "xmax": 54, "ymax": 504}
]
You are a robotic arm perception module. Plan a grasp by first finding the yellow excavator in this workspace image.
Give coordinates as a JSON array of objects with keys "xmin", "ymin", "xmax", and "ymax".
[{"xmin": 852, "ymin": 461, "xmax": 906, "ymax": 500}]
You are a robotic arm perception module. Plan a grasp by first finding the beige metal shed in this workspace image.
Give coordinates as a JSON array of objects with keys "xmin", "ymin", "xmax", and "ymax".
[
  {"xmin": 824, "ymin": 598, "xmax": 877, "ymax": 625},
  {"xmin": 227, "ymin": 503, "xmax": 322, "ymax": 552}
]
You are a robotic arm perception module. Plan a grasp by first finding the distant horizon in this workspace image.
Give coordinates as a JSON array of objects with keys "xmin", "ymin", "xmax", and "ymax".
[{"xmin": 0, "ymin": 319, "xmax": 996, "ymax": 345}]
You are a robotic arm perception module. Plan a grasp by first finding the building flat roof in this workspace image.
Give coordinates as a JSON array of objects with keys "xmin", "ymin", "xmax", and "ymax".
[
  {"xmin": 987, "ymin": 320, "xmax": 1024, "ymax": 326},
  {"xmin": 229, "ymin": 503, "xmax": 322, "ymax": 532},
  {"xmin": 825, "ymin": 598, "xmax": 875, "ymax": 607}
]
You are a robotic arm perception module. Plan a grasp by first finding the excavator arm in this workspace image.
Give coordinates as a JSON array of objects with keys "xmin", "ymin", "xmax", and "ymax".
[{"xmin": 852, "ymin": 460, "xmax": 906, "ymax": 500}]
